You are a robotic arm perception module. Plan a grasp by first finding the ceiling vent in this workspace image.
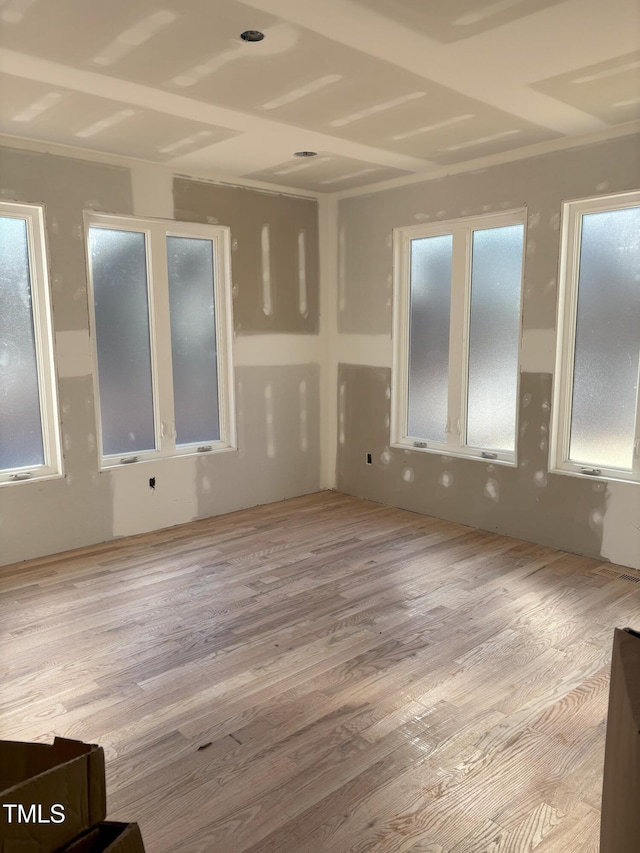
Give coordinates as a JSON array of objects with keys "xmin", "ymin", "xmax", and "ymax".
[{"xmin": 240, "ymin": 30, "xmax": 264, "ymax": 42}]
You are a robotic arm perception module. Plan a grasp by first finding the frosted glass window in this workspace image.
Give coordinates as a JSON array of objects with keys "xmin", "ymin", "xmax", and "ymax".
[
  {"xmin": 0, "ymin": 215, "xmax": 45, "ymax": 470},
  {"xmin": 466, "ymin": 225, "xmax": 524, "ymax": 452},
  {"xmin": 407, "ymin": 235, "xmax": 452, "ymax": 442},
  {"xmin": 167, "ymin": 236, "xmax": 220, "ymax": 445},
  {"xmin": 569, "ymin": 206, "xmax": 640, "ymax": 470},
  {"xmin": 86, "ymin": 213, "xmax": 234, "ymax": 466},
  {"xmin": 89, "ymin": 227, "xmax": 155, "ymax": 456}
]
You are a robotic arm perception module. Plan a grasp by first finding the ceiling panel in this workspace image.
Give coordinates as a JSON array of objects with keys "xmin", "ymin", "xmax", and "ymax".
[
  {"xmin": 244, "ymin": 153, "xmax": 412, "ymax": 192},
  {"xmin": 0, "ymin": 0, "xmax": 278, "ymax": 75},
  {"xmin": 0, "ymin": 0, "xmax": 637, "ymax": 192},
  {"xmin": 347, "ymin": 0, "xmax": 567, "ymax": 43},
  {"xmin": 43, "ymin": 11, "xmax": 557, "ymax": 163},
  {"xmin": 0, "ymin": 74, "xmax": 239, "ymax": 160},
  {"xmin": 531, "ymin": 51, "xmax": 640, "ymax": 126},
  {"xmin": 247, "ymin": 55, "xmax": 559, "ymax": 164}
]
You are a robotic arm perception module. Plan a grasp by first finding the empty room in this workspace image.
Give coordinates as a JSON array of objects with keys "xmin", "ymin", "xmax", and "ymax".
[{"xmin": 1, "ymin": 1, "xmax": 639, "ymax": 851}]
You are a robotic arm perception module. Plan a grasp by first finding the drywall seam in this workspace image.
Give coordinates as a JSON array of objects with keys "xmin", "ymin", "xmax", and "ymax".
[
  {"xmin": 319, "ymin": 194, "xmax": 338, "ymax": 489},
  {"xmin": 298, "ymin": 229, "xmax": 307, "ymax": 316},
  {"xmin": 233, "ymin": 334, "xmax": 323, "ymax": 365},
  {"xmin": 261, "ymin": 224, "xmax": 273, "ymax": 315}
]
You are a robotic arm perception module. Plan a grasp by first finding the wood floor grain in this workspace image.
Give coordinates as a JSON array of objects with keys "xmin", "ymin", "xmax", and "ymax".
[{"xmin": 1, "ymin": 491, "xmax": 638, "ymax": 852}]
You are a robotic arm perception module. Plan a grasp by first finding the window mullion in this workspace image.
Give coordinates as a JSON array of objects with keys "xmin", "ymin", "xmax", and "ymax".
[
  {"xmin": 147, "ymin": 227, "xmax": 176, "ymax": 456},
  {"xmin": 555, "ymin": 207, "xmax": 581, "ymax": 472},
  {"xmin": 634, "ymin": 363, "xmax": 640, "ymax": 479},
  {"xmin": 391, "ymin": 231, "xmax": 411, "ymax": 445},
  {"xmin": 460, "ymin": 227, "xmax": 473, "ymax": 449},
  {"xmin": 634, "ymin": 243, "xmax": 640, "ymax": 480},
  {"xmin": 29, "ymin": 208, "xmax": 61, "ymax": 476},
  {"xmin": 213, "ymin": 230, "xmax": 236, "ymax": 449},
  {"xmin": 447, "ymin": 226, "xmax": 468, "ymax": 448}
]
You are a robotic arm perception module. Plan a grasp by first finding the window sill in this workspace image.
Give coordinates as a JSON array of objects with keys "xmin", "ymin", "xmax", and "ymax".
[
  {"xmin": 99, "ymin": 444, "xmax": 238, "ymax": 471},
  {"xmin": 549, "ymin": 466, "xmax": 639, "ymax": 486},
  {"xmin": 0, "ymin": 470, "xmax": 64, "ymax": 487},
  {"xmin": 391, "ymin": 441, "xmax": 516, "ymax": 467}
]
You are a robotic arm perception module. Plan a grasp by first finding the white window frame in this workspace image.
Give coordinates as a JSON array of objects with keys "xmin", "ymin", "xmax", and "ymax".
[
  {"xmin": 550, "ymin": 190, "xmax": 640, "ymax": 484},
  {"xmin": 392, "ymin": 208, "xmax": 527, "ymax": 465},
  {"xmin": 0, "ymin": 201, "xmax": 62, "ymax": 486},
  {"xmin": 84, "ymin": 212, "xmax": 236, "ymax": 468}
]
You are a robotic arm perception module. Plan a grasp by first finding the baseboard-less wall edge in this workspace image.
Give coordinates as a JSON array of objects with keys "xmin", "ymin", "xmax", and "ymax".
[{"xmin": 600, "ymin": 627, "xmax": 640, "ymax": 853}]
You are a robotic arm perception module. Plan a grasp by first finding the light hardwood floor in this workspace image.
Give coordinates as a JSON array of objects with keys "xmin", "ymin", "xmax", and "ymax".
[{"xmin": 2, "ymin": 491, "xmax": 639, "ymax": 852}]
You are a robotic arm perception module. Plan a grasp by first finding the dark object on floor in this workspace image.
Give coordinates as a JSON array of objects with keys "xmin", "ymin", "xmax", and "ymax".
[
  {"xmin": 0, "ymin": 738, "xmax": 146, "ymax": 852},
  {"xmin": 59, "ymin": 821, "xmax": 145, "ymax": 852},
  {"xmin": 0, "ymin": 737, "xmax": 106, "ymax": 853},
  {"xmin": 600, "ymin": 627, "xmax": 640, "ymax": 853}
]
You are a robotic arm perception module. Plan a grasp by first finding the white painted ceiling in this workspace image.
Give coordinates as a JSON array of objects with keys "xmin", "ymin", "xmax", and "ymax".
[{"xmin": 0, "ymin": 0, "xmax": 638, "ymax": 193}]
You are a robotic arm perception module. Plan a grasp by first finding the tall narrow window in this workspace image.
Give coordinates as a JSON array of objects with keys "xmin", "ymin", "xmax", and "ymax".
[
  {"xmin": 167, "ymin": 235, "xmax": 220, "ymax": 446},
  {"xmin": 86, "ymin": 214, "xmax": 235, "ymax": 466},
  {"xmin": 88, "ymin": 227, "xmax": 155, "ymax": 456},
  {"xmin": 552, "ymin": 192, "xmax": 640, "ymax": 482},
  {"xmin": 393, "ymin": 210, "xmax": 525, "ymax": 464},
  {"xmin": 0, "ymin": 202, "xmax": 61, "ymax": 484},
  {"xmin": 466, "ymin": 224, "xmax": 524, "ymax": 453},
  {"xmin": 407, "ymin": 234, "xmax": 452, "ymax": 444}
]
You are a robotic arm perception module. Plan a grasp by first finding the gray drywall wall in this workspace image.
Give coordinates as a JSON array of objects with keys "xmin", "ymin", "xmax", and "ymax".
[
  {"xmin": 196, "ymin": 364, "xmax": 321, "ymax": 516},
  {"xmin": 174, "ymin": 178, "xmax": 320, "ymax": 334},
  {"xmin": 338, "ymin": 135, "xmax": 640, "ymax": 336},
  {"xmin": 336, "ymin": 134, "xmax": 640, "ymax": 568},
  {"xmin": 0, "ymin": 148, "xmax": 322, "ymax": 567},
  {"xmin": 337, "ymin": 364, "xmax": 607, "ymax": 558},
  {"xmin": 0, "ymin": 149, "xmax": 132, "ymax": 564}
]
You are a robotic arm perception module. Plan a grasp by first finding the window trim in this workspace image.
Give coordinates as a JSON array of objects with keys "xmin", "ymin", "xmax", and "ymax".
[
  {"xmin": 84, "ymin": 212, "xmax": 236, "ymax": 469},
  {"xmin": 391, "ymin": 208, "xmax": 527, "ymax": 465},
  {"xmin": 0, "ymin": 201, "xmax": 62, "ymax": 486},
  {"xmin": 550, "ymin": 190, "xmax": 640, "ymax": 484}
]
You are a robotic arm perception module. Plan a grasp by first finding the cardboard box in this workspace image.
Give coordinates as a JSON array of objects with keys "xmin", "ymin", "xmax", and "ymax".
[
  {"xmin": 0, "ymin": 737, "xmax": 106, "ymax": 853},
  {"xmin": 60, "ymin": 822, "xmax": 145, "ymax": 853},
  {"xmin": 600, "ymin": 627, "xmax": 640, "ymax": 853}
]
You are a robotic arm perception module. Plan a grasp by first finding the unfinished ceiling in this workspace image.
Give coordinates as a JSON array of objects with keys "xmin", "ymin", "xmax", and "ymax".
[{"xmin": 0, "ymin": 0, "xmax": 638, "ymax": 192}]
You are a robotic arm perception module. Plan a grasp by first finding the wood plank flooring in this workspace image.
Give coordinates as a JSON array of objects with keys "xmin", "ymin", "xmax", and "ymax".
[{"xmin": 2, "ymin": 491, "xmax": 639, "ymax": 852}]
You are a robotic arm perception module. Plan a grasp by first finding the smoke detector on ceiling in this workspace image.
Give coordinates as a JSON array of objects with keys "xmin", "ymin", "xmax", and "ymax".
[{"xmin": 294, "ymin": 151, "xmax": 317, "ymax": 157}]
